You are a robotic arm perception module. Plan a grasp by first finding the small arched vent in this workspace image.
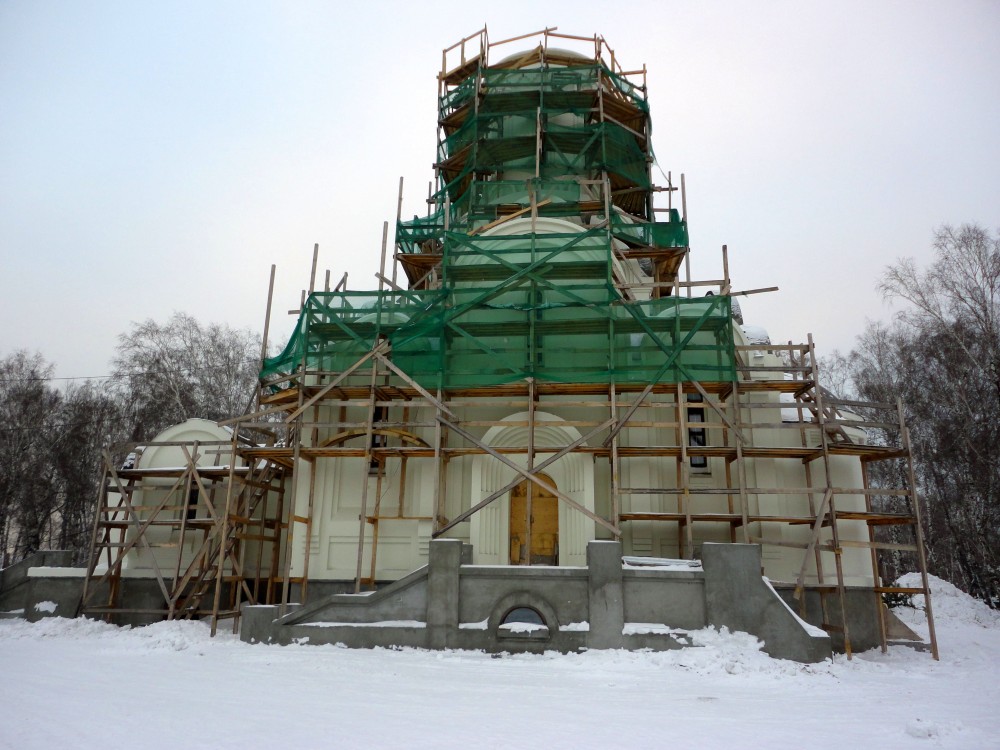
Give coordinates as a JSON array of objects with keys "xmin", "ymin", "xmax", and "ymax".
[{"xmin": 499, "ymin": 607, "xmax": 548, "ymax": 634}]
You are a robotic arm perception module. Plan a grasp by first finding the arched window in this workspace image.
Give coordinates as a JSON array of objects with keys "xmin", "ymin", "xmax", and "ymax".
[{"xmin": 499, "ymin": 606, "xmax": 548, "ymax": 633}]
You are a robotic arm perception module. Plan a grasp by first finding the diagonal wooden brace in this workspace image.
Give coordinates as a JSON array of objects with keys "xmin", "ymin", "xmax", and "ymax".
[
  {"xmin": 793, "ymin": 487, "xmax": 834, "ymax": 601},
  {"xmin": 285, "ymin": 340, "xmax": 390, "ymax": 423},
  {"xmin": 374, "ymin": 351, "xmax": 457, "ymax": 419}
]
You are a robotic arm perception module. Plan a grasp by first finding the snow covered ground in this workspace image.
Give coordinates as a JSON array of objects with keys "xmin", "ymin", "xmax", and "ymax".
[{"xmin": 1, "ymin": 576, "xmax": 998, "ymax": 749}]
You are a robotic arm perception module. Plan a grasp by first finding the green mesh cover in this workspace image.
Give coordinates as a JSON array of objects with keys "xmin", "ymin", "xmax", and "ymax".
[
  {"xmin": 261, "ymin": 52, "xmax": 720, "ymax": 391},
  {"xmin": 433, "ymin": 62, "xmax": 652, "ymax": 209},
  {"xmin": 437, "ymin": 121, "xmax": 650, "ymax": 202},
  {"xmin": 270, "ymin": 223, "xmax": 717, "ymax": 392},
  {"xmin": 440, "ymin": 64, "xmax": 649, "ymax": 117},
  {"xmin": 397, "ymin": 180, "xmax": 688, "ymax": 255},
  {"xmin": 611, "ymin": 209, "xmax": 689, "ymax": 248},
  {"xmin": 261, "ymin": 282, "xmax": 735, "ymax": 391}
]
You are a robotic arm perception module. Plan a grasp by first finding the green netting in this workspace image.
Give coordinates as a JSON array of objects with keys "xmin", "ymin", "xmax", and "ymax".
[
  {"xmin": 261, "ymin": 281, "xmax": 735, "ymax": 391},
  {"xmin": 472, "ymin": 179, "xmax": 584, "ymax": 208},
  {"xmin": 601, "ymin": 65, "xmax": 648, "ymax": 109},
  {"xmin": 397, "ymin": 181, "xmax": 688, "ymax": 254},
  {"xmin": 260, "ymin": 289, "xmax": 444, "ymax": 384},
  {"xmin": 439, "ymin": 64, "xmax": 649, "ymax": 117},
  {"xmin": 395, "ymin": 209, "xmax": 447, "ymax": 254},
  {"xmin": 437, "ymin": 120, "xmax": 649, "ymax": 200},
  {"xmin": 396, "ymin": 180, "xmax": 590, "ymax": 254},
  {"xmin": 611, "ymin": 209, "xmax": 689, "ymax": 248},
  {"xmin": 441, "ymin": 226, "xmax": 613, "ymax": 289},
  {"xmin": 434, "ymin": 60, "xmax": 651, "ymax": 210},
  {"xmin": 261, "ymin": 290, "xmax": 734, "ymax": 389},
  {"xmin": 390, "ymin": 287, "xmax": 734, "ymax": 388}
]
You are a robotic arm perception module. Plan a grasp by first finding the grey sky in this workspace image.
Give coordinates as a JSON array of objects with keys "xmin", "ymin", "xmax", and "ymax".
[{"xmin": 2, "ymin": 1, "xmax": 998, "ymax": 381}]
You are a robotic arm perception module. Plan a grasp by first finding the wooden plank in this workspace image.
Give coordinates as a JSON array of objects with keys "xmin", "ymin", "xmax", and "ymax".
[
  {"xmin": 792, "ymin": 488, "xmax": 833, "ymax": 601},
  {"xmin": 469, "ymin": 199, "xmax": 552, "ymax": 236}
]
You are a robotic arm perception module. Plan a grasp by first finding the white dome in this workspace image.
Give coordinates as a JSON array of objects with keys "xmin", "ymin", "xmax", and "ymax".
[{"xmin": 740, "ymin": 324, "xmax": 771, "ymax": 346}]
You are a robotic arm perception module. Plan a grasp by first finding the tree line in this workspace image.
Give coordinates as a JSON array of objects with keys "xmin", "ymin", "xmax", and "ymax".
[
  {"xmin": 825, "ymin": 224, "xmax": 1000, "ymax": 607},
  {"xmin": 0, "ymin": 313, "xmax": 260, "ymax": 566}
]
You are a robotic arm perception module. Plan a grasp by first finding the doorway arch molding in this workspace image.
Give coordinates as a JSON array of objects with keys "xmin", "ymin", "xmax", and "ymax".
[{"xmin": 470, "ymin": 411, "xmax": 596, "ymax": 565}]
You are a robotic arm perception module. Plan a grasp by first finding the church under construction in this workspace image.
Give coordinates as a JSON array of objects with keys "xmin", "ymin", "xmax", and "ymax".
[{"xmin": 4, "ymin": 29, "xmax": 938, "ymax": 662}]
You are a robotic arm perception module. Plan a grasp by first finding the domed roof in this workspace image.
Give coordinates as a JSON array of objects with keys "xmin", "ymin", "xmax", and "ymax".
[{"xmin": 493, "ymin": 47, "xmax": 592, "ymax": 68}]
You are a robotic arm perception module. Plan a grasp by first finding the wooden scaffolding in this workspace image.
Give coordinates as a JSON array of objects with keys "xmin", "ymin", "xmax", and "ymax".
[
  {"xmin": 242, "ymin": 312, "xmax": 938, "ymax": 658},
  {"xmin": 78, "ymin": 432, "xmax": 290, "ymax": 634}
]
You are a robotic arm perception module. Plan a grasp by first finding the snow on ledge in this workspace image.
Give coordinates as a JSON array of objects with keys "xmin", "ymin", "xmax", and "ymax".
[
  {"xmin": 622, "ymin": 556, "xmax": 703, "ymax": 571},
  {"xmin": 559, "ymin": 622, "xmax": 590, "ymax": 632},
  {"xmin": 459, "ymin": 620, "xmax": 488, "ymax": 630},
  {"xmin": 27, "ymin": 567, "xmax": 176, "ymax": 579},
  {"xmin": 498, "ymin": 622, "xmax": 548, "ymax": 633},
  {"xmin": 26, "ymin": 567, "xmax": 88, "ymax": 578},
  {"xmin": 763, "ymin": 577, "xmax": 828, "ymax": 639},
  {"xmin": 623, "ymin": 623, "xmax": 688, "ymax": 637},
  {"xmin": 297, "ymin": 620, "xmax": 427, "ymax": 629}
]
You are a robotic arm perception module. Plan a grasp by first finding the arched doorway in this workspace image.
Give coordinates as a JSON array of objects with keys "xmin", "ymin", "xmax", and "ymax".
[
  {"xmin": 509, "ymin": 473, "xmax": 558, "ymax": 565},
  {"xmin": 470, "ymin": 410, "xmax": 596, "ymax": 566}
]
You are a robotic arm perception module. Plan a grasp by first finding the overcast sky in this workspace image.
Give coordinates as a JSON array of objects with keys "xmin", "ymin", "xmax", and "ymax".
[{"xmin": 2, "ymin": 1, "xmax": 998, "ymax": 381}]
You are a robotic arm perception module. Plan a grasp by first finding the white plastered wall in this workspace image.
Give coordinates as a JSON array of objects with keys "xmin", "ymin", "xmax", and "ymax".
[{"xmin": 289, "ymin": 422, "xmax": 433, "ymax": 582}]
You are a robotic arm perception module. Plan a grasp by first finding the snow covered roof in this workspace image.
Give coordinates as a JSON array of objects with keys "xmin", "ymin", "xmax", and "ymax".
[{"xmin": 740, "ymin": 324, "xmax": 771, "ymax": 346}]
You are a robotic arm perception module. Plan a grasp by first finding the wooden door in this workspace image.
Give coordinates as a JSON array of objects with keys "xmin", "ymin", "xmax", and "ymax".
[{"xmin": 509, "ymin": 474, "xmax": 558, "ymax": 565}]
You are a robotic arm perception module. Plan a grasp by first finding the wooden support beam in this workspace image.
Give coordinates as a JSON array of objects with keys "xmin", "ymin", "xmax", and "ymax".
[
  {"xmin": 469, "ymin": 198, "xmax": 552, "ymax": 236},
  {"xmin": 308, "ymin": 243, "xmax": 319, "ymax": 293},
  {"xmin": 792, "ymin": 488, "xmax": 834, "ymax": 601}
]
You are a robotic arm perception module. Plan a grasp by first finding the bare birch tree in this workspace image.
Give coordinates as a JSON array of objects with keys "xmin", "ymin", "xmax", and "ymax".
[
  {"xmin": 843, "ymin": 224, "xmax": 1000, "ymax": 605},
  {"xmin": 111, "ymin": 312, "xmax": 261, "ymax": 441}
]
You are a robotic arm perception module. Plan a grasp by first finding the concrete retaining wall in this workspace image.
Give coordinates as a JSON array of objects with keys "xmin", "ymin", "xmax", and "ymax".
[
  {"xmin": 0, "ymin": 553, "xmax": 198, "ymax": 627},
  {"xmin": 0, "ymin": 551, "xmax": 78, "ymax": 621},
  {"xmin": 6, "ymin": 545, "xmax": 915, "ymax": 661},
  {"xmin": 242, "ymin": 540, "xmax": 832, "ymax": 662}
]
